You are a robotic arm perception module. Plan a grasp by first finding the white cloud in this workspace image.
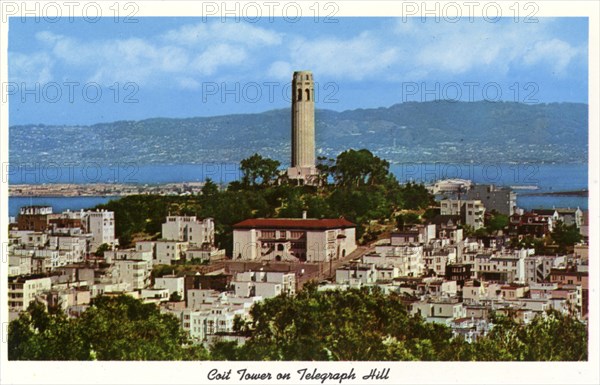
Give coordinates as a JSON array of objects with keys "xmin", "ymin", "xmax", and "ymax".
[
  {"xmin": 191, "ymin": 44, "xmax": 248, "ymax": 75},
  {"xmin": 267, "ymin": 61, "xmax": 293, "ymax": 80},
  {"xmin": 523, "ymin": 39, "xmax": 581, "ymax": 75},
  {"xmin": 392, "ymin": 19, "xmax": 584, "ymax": 79},
  {"xmin": 281, "ymin": 32, "xmax": 399, "ymax": 81},
  {"xmin": 23, "ymin": 22, "xmax": 285, "ymax": 88},
  {"xmin": 176, "ymin": 77, "xmax": 202, "ymax": 90},
  {"xmin": 9, "ymin": 52, "xmax": 54, "ymax": 84},
  {"xmin": 162, "ymin": 22, "xmax": 282, "ymax": 47},
  {"xmin": 15, "ymin": 19, "xmax": 586, "ymax": 91}
]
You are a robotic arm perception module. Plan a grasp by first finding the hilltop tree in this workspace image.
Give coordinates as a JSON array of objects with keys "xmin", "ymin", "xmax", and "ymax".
[
  {"xmin": 398, "ymin": 182, "xmax": 435, "ymax": 210},
  {"xmin": 333, "ymin": 149, "xmax": 390, "ymax": 187},
  {"xmin": 240, "ymin": 153, "xmax": 281, "ymax": 187},
  {"xmin": 201, "ymin": 178, "xmax": 219, "ymax": 197},
  {"xmin": 396, "ymin": 212, "xmax": 421, "ymax": 229}
]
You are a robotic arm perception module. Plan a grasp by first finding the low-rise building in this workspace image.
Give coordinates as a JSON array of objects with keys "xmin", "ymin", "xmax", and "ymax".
[
  {"xmin": 162, "ymin": 216, "xmax": 215, "ymax": 246},
  {"xmin": 154, "ymin": 275, "xmax": 185, "ymax": 300},
  {"xmin": 440, "ymin": 199, "xmax": 486, "ymax": 230},
  {"xmin": 363, "ymin": 244, "xmax": 424, "ymax": 277},
  {"xmin": 113, "ymin": 260, "xmax": 150, "ymax": 290},
  {"xmin": 8, "ymin": 275, "xmax": 52, "ymax": 312},
  {"xmin": 474, "ymin": 250, "xmax": 530, "ymax": 284},
  {"xmin": 411, "ymin": 299, "xmax": 466, "ymax": 324},
  {"xmin": 232, "ymin": 271, "xmax": 296, "ymax": 298},
  {"xmin": 335, "ymin": 264, "xmax": 377, "ymax": 286},
  {"xmin": 232, "ymin": 217, "xmax": 356, "ymax": 262}
]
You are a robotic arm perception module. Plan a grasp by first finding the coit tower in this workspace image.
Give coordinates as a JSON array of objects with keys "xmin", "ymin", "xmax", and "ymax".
[{"xmin": 288, "ymin": 70, "xmax": 317, "ymax": 184}]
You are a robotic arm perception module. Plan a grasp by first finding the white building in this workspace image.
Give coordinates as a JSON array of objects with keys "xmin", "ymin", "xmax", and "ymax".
[
  {"xmin": 232, "ymin": 271, "xmax": 296, "ymax": 298},
  {"xmin": 79, "ymin": 210, "xmax": 116, "ymax": 252},
  {"xmin": 232, "ymin": 218, "xmax": 356, "ymax": 262},
  {"xmin": 104, "ymin": 248, "xmax": 153, "ymax": 265},
  {"xmin": 474, "ymin": 249, "xmax": 531, "ymax": 284},
  {"xmin": 140, "ymin": 288, "xmax": 170, "ymax": 303},
  {"xmin": 440, "ymin": 199, "xmax": 486, "ymax": 230},
  {"xmin": 335, "ymin": 264, "xmax": 377, "ymax": 286},
  {"xmin": 173, "ymin": 290, "xmax": 259, "ymax": 341},
  {"xmin": 154, "ymin": 275, "xmax": 185, "ymax": 300},
  {"xmin": 136, "ymin": 240, "xmax": 189, "ymax": 265},
  {"xmin": 162, "ymin": 216, "xmax": 215, "ymax": 246},
  {"xmin": 362, "ymin": 244, "xmax": 424, "ymax": 277},
  {"xmin": 113, "ymin": 260, "xmax": 150, "ymax": 290},
  {"xmin": 411, "ymin": 299, "xmax": 466, "ymax": 324},
  {"xmin": 524, "ymin": 255, "xmax": 565, "ymax": 284},
  {"xmin": 8, "ymin": 275, "xmax": 52, "ymax": 312}
]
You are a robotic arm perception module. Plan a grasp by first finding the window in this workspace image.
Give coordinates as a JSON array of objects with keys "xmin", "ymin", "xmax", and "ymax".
[{"xmin": 297, "ymin": 88, "xmax": 302, "ymax": 101}]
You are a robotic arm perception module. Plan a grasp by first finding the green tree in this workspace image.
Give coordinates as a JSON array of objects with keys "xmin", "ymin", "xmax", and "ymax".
[
  {"xmin": 240, "ymin": 153, "xmax": 281, "ymax": 187},
  {"xmin": 9, "ymin": 295, "xmax": 208, "ymax": 361},
  {"xmin": 78, "ymin": 295, "xmax": 190, "ymax": 360},
  {"xmin": 398, "ymin": 182, "xmax": 434, "ymax": 210},
  {"xmin": 94, "ymin": 243, "xmax": 111, "ymax": 257},
  {"xmin": 169, "ymin": 292, "xmax": 183, "ymax": 302},
  {"xmin": 201, "ymin": 178, "xmax": 219, "ymax": 197},
  {"xmin": 551, "ymin": 221, "xmax": 582, "ymax": 253},
  {"xmin": 315, "ymin": 156, "xmax": 335, "ymax": 186},
  {"xmin": 473, "ymin": 311, "xmax": 587, "ymax": 361},
  {"xmin": 333, "ymin": 149, "xmax": 390, "ymax": 187},
  {"xmin": 8, "ymin": 301, "xmax": 90, "ymax": 360},
  {"xmin": 396, "ymin": 213, "xmax": 421, "ymax": 229},
  {"xmin": 217, "ymin": 285, "xmax": 466, "ymax": 361},
  {"xmin": 486, "ymin": 211, "xmax": 509, "ymax": 233}
]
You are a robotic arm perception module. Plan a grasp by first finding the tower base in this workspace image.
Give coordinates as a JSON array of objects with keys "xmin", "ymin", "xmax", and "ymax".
[{"xmin": 287, "ymin": 166, "xmax": 319, "ymax": 186}]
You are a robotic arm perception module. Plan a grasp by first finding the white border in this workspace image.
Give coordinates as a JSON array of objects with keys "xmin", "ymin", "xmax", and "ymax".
[{"xmin": 0, "ymin": 1, "xmax": 598, "ymax": 384}]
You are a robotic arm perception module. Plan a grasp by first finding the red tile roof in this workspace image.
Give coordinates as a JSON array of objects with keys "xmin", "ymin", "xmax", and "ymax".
[{"xmin": 233, "ymin": 218, "xmax": 356, "ymax": 230}]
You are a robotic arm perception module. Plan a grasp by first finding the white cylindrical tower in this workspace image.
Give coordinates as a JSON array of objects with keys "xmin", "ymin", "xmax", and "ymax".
[{"xmin": 291, "ymin": 71, "xmax": 315, "ymax": 168}]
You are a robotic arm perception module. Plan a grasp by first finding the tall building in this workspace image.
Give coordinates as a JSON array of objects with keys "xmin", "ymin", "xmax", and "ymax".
[
  {"xmin": 287, "ymin": 70, "xmax": 318, "ymax": 185},
  {"xmin": 81, "ymin": 210, "xmax": 116, "ymax": 252}
]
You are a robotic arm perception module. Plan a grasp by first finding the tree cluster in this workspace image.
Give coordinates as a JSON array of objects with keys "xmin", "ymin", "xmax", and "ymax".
[
  {"xmin": 9, "ymin": 295, "xmax": 208, "ymax": 360},
  {"xmin": 211, "ymin": 285, "xmax": 588, "ymax": 361},
  {"xmin": 9, "ymin": 287, "xmax": 587, "ymax": 361},
  {"xmin": 95, "ymin": 150, "xmax": 436, "ymax": 251}
]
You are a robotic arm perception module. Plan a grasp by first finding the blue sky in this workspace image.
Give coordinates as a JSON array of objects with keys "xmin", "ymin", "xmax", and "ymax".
[{"xmin": 9, "ymin": 17, "xmax": 588, "ymax": 125}]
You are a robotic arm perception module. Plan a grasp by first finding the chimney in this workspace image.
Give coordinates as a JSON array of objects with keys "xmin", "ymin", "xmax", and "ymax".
[{"xmin": 302, "ymin": 210, "xmax": 307, "ymax": 219}]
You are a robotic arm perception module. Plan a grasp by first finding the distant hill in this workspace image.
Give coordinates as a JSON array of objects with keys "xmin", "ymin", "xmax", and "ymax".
[{"xmin": 9, "ymin": 101, "xmax": 588, "ymax": 165}]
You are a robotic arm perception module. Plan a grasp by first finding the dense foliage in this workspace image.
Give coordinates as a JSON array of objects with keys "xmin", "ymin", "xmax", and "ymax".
[
  {"xmin": 95, "ymin": 150, "xmax": 435, "ymax": 250},
  {"xmin": 9, "ymin": 288, "xmax": 587, "ymax": 361},
  {"xmin": 9, "ymin": 296, "xmax": 208, "ymax": 361},
  {"xmin": 551, "ymin": 221, "xmax": 583, "ymax": 253},
  {"xmin": 211, "ymin": 285, "xmax": 588, "ymax": 361}
]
